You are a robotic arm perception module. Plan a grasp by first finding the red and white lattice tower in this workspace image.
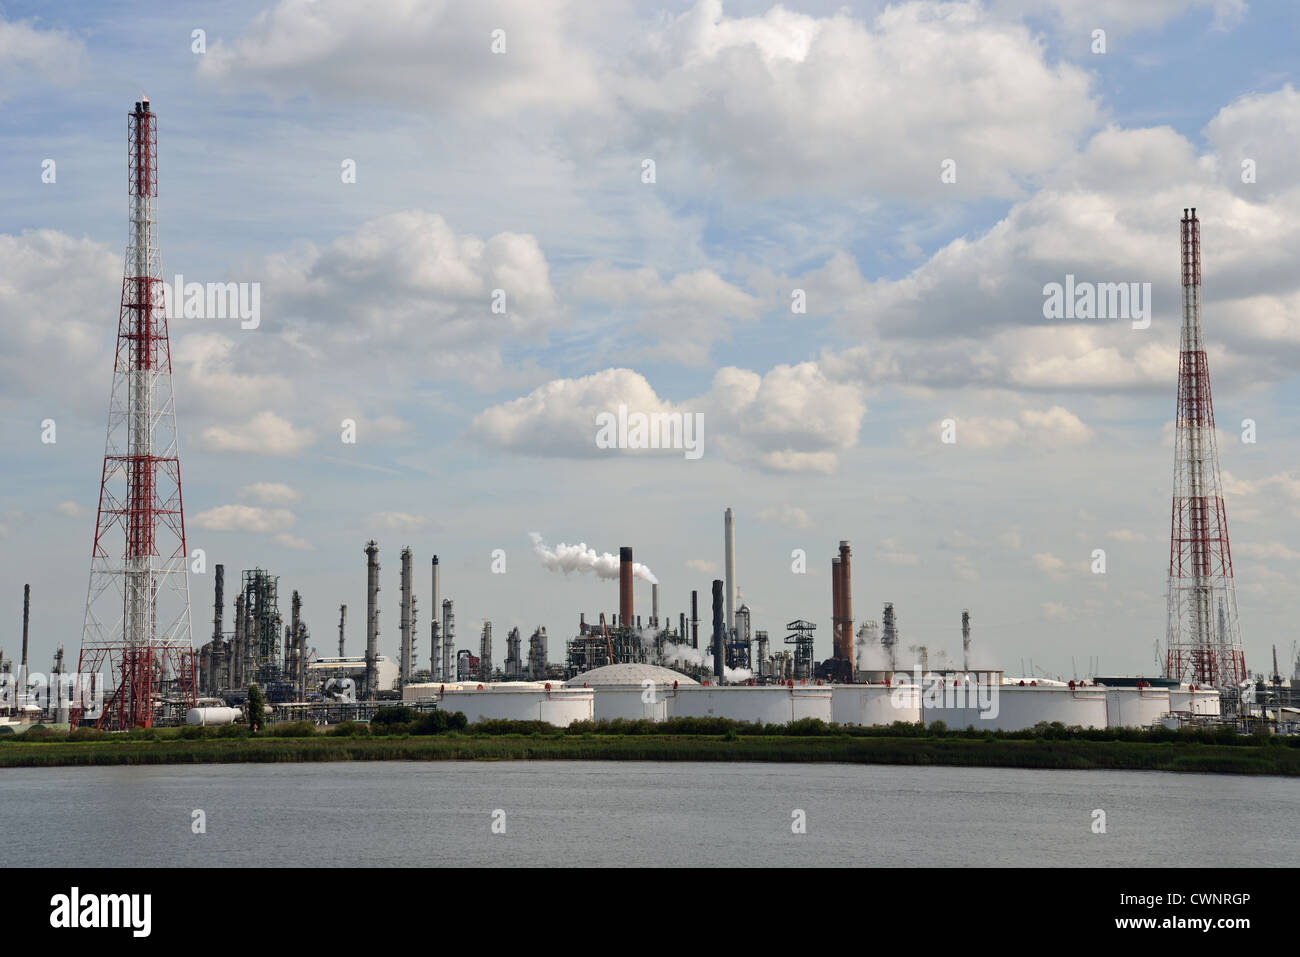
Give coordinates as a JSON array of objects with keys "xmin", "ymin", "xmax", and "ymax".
[
  {"xmin": 76, "ymin": 97, "xmax": 194, "ymax": 729},
  {"xmin": 1164, "ymin": 208, "xmax": 1246, "ymax": 690}
]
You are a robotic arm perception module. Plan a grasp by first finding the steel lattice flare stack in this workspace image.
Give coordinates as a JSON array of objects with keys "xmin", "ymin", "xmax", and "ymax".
[
  {"xmin": 1164, "ymin": 208, "xmax": 1246, "ymax": 691},
  {"xmin": 76, "ymin": 98, "xmax": 195, "ymax": 729}
]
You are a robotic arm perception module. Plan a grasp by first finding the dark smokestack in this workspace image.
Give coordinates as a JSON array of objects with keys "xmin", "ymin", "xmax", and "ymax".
[
  {"xmin": 365, "ymin": 540, "xmax": 380, "ymax": 697},
  {"xmin": 619, "ymin": 546, "xmax": 633, "ymax": 628},
  {"xmin": 962, "ymin": 609, "xmax": 971, "ymax": 672},
  {"xmin": 691, "ymin": 590, "xmax": 699, "ymax": 649},
  {"xmin": 839, "ymin": 540, "xmax": 853, "ymax": 673},
  {"xmin": 711, "ymin": 579, "xmax": 724, "ymax": 681},
  {"xmin": 20, "ymin": 584, "xmax": 31, "ymax": 694}
]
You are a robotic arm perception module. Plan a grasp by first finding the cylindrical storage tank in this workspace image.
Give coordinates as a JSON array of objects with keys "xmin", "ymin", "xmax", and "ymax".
[
  {"xmin": 592, "ymin": 688, "xmax": 669, "ymax": 722},
  {"xmin": 1106, "ymin": 687, "xmax": 1172, "ymax": 728},
  {"xmin": 1168, "ymin": 687, "xmax": 1222, "ymax": 716},
  {"xmin": 186, "ymin": 706, "xmax": 242, "ymax": 727},
  {"xmin": 833, "ymin": 684, "xmax": 920, "ymax": 726},
  {"xmin": 922, "ymin": 683, "xmax": 1108, "ymax": 731},
  {"xmin": 671, "ymin": 686, "xmax": 833, "ymax": 724},
  {"xmin": 438, "ymin": 688, "xmax": 594, "ymax": 727}
]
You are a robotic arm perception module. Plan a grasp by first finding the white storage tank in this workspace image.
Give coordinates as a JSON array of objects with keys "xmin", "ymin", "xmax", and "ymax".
[
  {"xmin": 185, "ymin": 706, "xmax": 242, "ymax": 727},
  {"xmin": 1169, "ymin": 686, "xmax": 1221, "ymax": 716},
  {"xmin": 833, "ymin": 684, "xmax": 921, "ymax": 726},
  {"xmin": 564, "ymin": 663, "xmax": 698, "ymax": 723},
  {"xmin": 671, "ymin": 685, "xmax": 833, "ymax": 724},
  {"xmin": 590, "ymin": 689, "xmax": 670, "ymax": 722},
  {"xmin": 425, "ymin": 686, "xmax": 594, "ymax": 727},
  {"xmin": 1105, "ymin": 687, "xmax": 1172, "ymax": 728},
  {"xmin": 922, "ymin": 681, "xmax": 1109, "ymax": 731}
]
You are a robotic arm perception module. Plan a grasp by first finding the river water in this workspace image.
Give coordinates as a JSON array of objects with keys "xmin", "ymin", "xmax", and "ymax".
[{"xmin": 0, "ymin": 761, "xmax": 1293, "ymax": 866}]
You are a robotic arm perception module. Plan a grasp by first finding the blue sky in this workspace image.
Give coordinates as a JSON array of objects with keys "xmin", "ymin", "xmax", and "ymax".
[{"xmin": 2, "ymin": 0, "xmax": 1298, "ymax": 680}]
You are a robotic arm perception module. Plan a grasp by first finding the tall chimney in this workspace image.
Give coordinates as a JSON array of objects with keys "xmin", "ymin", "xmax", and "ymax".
[
  {"xmin": 212, "ymin": 564, "xmax": 224, "ymax": 692},
  {"xmin": 20, "ymin": 584, "xmax": 31, "ymax": 704},
  {"xmin": 399, "ymin": 546, "xmax": 413, "ymax": 687},
  {"xmin": 831, "ymin": 555, "xmax": 842, "ymax": 660},
  {"xmin": 441, "ymin": 599, "xmax": 455, "ymax": 682},
  {"xmin": 724, "ymin": 508, "xmax": 736, "ymax": 642},
  {"xmin": 691, "ymin": 590, "xmax": 699, "ymax": 649},
  {"xmin": 619, "ymin": 546, "xmax": 634, "ymax": 629},
  {"xmin": 364, "ymin": 540, "xmax": 380, "ymax": 697},
  {"xmin": 651, "ymin": 583, "xmax": 659, "ymax": 628},
  {"xmin": 961, "ymin": 609, "xmax": 971, "ymax": 672},
  {"xmin": 430, "ymin": 555, "xmax": 441, "ymax": 676},
  {"xmin": 711, "ymin": 579, "xmax": 724, "ymax": 681},
  {"xmin": 338, "ymin": 604, "xmax": 347, "ymax": 657},
  {"xmin": 839, "ymin": 540, "xmax": 853, "ymax": 673}
]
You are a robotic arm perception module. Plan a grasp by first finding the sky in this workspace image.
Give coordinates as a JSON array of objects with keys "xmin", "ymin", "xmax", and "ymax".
[{"xmin": 1, "ymin": 0, "xmax": 1298, "ymax": 681}]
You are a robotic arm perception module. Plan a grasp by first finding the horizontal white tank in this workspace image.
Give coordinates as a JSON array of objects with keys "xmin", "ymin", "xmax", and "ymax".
[
  {"xmin": 404, "ymin": 686, "xmax": 593, "ymax": 727},
  {"xmin": 185, "ymin": 707, "xmax": 242, "ymax": 727},
  {"xmin": 833, "ymin": 684, "xmax": 921, "ymax": 726},
  {"xmin": 670, "ymin": 685, "xmax": 833, "ymax": 724}
]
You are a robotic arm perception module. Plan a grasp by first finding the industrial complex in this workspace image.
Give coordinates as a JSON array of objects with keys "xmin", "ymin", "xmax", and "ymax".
[{"xmin": 2, "ymin": 100, "xmax": 1297, "ymax": 740}]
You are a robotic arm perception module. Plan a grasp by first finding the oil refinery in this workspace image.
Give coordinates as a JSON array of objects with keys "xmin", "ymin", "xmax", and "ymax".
[{"xmin": 1, "ymin": 102, "xmax": 1295, "ymax": 742}]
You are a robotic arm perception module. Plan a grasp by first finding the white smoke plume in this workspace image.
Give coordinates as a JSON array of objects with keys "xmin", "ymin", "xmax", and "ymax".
[
  {"xmin": 660, "ymin": 642, "xmax": 753, "ymax": 683},
  {"xmin": 529, "ymin": 532, "xmax": 658, "ymax": 584}
]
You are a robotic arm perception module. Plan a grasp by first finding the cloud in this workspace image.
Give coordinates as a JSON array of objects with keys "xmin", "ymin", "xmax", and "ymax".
[
  {"xmin": 198, "ymin": 0, "xmax": 607, "ymax": 117},
  {"xmin": 883, "ymin": 551, "xmax": 921, "ymax": 566},
  {"xmin": 1235, "ymin": 542, "xmax": 1300, "ymax": 561},
  {"xmin": 912, "ymin": 406, "xmax": 1094, "ymax": 449},
  {"xmin": 241, "ymin": 482, "xmax": 303, "ymax": 505},
  {"xmin": 0, "ymin": 231, "xmax": 122, "ymax": 413},
  {"xmin": 758, "ymin": 505, "xmax": 811, "ymax": 529},
  {"xmin": 201, "ymin": 0, "xmax": 1098, "ymax": 199},
  {"xmin": 194, "ymin": 505, "xmax": 296, "ymax": 533},
  {"xmin": 260, "ymin": 210, "xmax": 559, "ymax": 386},
  {"xmin": 0, "ymin": 17, "xmax": 85, "ymax": 91},
  {"xmin": 472, "ymin": 362, "xmax": 865, "ymax": 472},
  {"xmin": 472, "ymin": 368, "xmax": 675, "ymax": 459},
  {"xmin": 807, "ymin": 92, "xmax": 1300, "ymax": 395},
  {"xmin": 274, "ymin": 533, "xmax": 315, "ymax": 551},
  {"xmin": 626, "ymin": 0, "xmax": 1098, "ymax": 198},
  {"xmin": 707, "ymin": 363, "xmax": 866, "ymax": 473},
  {"xmin": 55, "ymin": 502, "xmax": 84, "ymax": 517},
  {"xmin": 1033, "ymin": 552, "xmax": 1065, "ymax": 572},
  {"xmin": 1106, "ymin": 529, "xmax": 1148, "ymax": 543},
  {"xmin": 368, "ymin": 512, "xmax": 436, "ymax": 531},
  {"xmin": 201, "ymin": 411, "xmax": 315, "ymax": 456},
  {"xmin": 994, "ymin": 0, "xmax": 1245, "ymax": 37},
  {"xmin": 569, "ymin": 263, "xmax": 761, "ymax": 365}
]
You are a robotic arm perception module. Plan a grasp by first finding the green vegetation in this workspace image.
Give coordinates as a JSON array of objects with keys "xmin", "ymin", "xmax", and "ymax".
[
  {"xmin": 246, "ymin": 685, "xmax": 265, "ymax": 731},
  {"xmin": 0, "ymin": 715, "xmax": 1296, "ymax": 775}
]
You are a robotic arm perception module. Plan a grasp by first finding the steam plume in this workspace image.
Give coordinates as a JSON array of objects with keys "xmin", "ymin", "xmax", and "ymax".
[{"xmin": 529, "ymin": 532, "xmax": 658, "ymax": 585}]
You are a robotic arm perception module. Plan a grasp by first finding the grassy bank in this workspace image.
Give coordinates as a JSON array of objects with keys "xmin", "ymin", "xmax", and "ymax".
[{"xmin": 1, "ymin": 718, "xmax": 1296, "ymax": 775}]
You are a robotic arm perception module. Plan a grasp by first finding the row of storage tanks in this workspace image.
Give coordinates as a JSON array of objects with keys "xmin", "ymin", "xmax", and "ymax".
[{"xmin": 401, "ymin": 663, "xmax": 1221, "ymax": 731}]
